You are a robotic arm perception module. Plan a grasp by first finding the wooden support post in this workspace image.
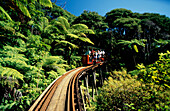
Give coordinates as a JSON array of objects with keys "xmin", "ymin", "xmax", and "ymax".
[
  {"xmin": 92, "ymin": 70, "xmax": 98, "ymax": 100},
  {"xmin": 85, "ymin": 74, "xmax": 91, "ymax": 106},
  {"xmin": 79, "ymin": 86, "xmax": 86, "ymax": 111},
  {"xmin": 99, "ymin": 67, "xmax": 103, "ymax": 86}
]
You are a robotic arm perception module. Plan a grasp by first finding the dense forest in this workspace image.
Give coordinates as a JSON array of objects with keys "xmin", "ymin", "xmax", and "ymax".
[{"xmin": 0, "ymin": 0, "xmax": 169, "ymax": 110}]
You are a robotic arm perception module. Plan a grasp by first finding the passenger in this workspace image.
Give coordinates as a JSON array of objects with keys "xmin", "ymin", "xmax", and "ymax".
[
  {"xmin": 89, "ymin": 50, "xmax": 91, "ymax": 55},
  {"xmin": 97, "ymin": 50, "xmax": 102, "ymax": 61},
  {"xmin": 91, "ymin": 49, "xmax": 95, "ymax": 59},
  {"xmin": 102, "ymin": 50, "xmax": 105, "ymax": 57},
  {"xmin": 94, "ymin": 51, "xmax": 97, "ymax": 61},
  {"xmin": 88, "ymin": 50, "xmax": 91, "ymax": 57},
  {"xmin": 97, "ymin": 50, "xmax": 99, "ymax": 59},
  {"xmin": 99, "ymin": 49, "xmax": 102, "ymax": 58}
]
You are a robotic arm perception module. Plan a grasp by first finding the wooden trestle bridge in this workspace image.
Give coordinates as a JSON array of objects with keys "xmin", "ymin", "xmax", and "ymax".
[{"xmin": 29, "ymin": 62, "xmax": 106, "ymax": 111}]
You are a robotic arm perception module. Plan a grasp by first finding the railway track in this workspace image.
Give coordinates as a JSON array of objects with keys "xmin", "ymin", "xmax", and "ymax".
[{"xmin": 29, "ymin": 63, "xmax": 102, "ymax": 111}]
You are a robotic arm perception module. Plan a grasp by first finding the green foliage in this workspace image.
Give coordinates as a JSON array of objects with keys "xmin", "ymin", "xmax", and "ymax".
[
  {"xmin": 69, "ymin": 56, "xmax": 82, "ymax": 68},
  {"xmin": 118, "ymin": 39, "xmax": 147, "ymax": 52},
  {"xmin": 0, "ymin": 6, "xmax": 12, "ymax": 21},
  {"xmin": 106, "ymin": 8, "xmax": 133, "ymax": 28},
  {"xmin": 1, "ymin": 0, "xmax": 170, "ymax": 110},
  {"xmin": 72, "ymin": 10, "xmax": 108, "ymax": 31},
  {"xmin": 0, "ymin": 66, "xmax": 23, "ymax": 88},
  {"xmin": 43, "ymin": 55, "xmax": 69, "ymax": 71},
  {"xmin": 57, "ymin": 16, "xmax": 70, "ymax": 29},
  {"xmin": 135, "ymin": 50, "xmax": 170, "ymax": 88},
  {"xmin": 96, "ymin": 68, "xmax": 170, "ymax": 110}
]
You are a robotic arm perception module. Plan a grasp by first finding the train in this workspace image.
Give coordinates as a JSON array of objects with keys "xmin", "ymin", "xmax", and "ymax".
[{"xmin": 82, "ymin": 46, "xmax": 105, "ymax": 65}]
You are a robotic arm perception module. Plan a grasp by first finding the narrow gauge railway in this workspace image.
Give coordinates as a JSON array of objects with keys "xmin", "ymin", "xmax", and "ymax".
[{"xmin": 29, "ymin": 63, "xmax": 103, "ymax": 111}]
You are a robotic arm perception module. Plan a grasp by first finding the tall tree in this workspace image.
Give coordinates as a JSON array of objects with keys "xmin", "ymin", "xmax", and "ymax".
[
  {"xmin": 105, "ymin": 8, "xmax": 133, "ymax": 29},
  {"xmin": 72, "ymin": 10, "xmax": 108, "ymax": 31},
  {"xmin": 51, "ymin": 16, "xmax": 94, "ymax": 64}
]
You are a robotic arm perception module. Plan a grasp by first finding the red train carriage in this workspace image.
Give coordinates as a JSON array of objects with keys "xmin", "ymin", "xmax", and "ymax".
[{"xmin": 82, "ymin": 46, "xmax": 105, "ymax": 65}]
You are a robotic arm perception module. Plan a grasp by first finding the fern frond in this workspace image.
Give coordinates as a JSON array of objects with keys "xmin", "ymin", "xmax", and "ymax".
[
  {"xmin": 17, "ymin": 1, "xmax": 31, "ymax": 18},
  {"xmin": 0, "ymin": 6, "xmax": 12, "ymax": 21},
  {"xmin": 154, "ymin": 39, "xmax": 170, "ymax": 45},
  {"xmin": 15, "ymin": 32, "xmax": 28, "ymax": 39},
  {"xmin": 56, "ymin": 68, "xmax": 66, "ymax": 75},
  {"xmin": 67, "ymin": 34, "xmax": 79, "ymax": 39},
  {"xmin": 3, "ymin": 45, "xmax": 26, "ymax": 53},
  {"xmin": 0, "ymin": 67, "xmax": 24, "ymax": 87},
  {"xmin": 57, "ymin": 16, "xmax": 70, "ymax": 29},
  {"xmin": 79, "ymin": 37, "xmax": 94, "ymax": 45},
  {"xmin": 71, "ymin": 24, "xmax": 88, "ymax": 30},
  {"xmin": 0, "ymin": 21, "xmax": 15, "ymax": 33},
  {"xmin": 44, "ymin": 25, "xmax": 53, "ymax": 34},
  {"xmin": 55, "ymin": 40, "xmax": 78, "ymax": 48},
  {"xmin": 56, "ymin": 35, "xmax": 65, "ymax": 40},
  {"xmin": 80, "ymin": 29, "xmax": 95, "ymax": 34},
  {"xmin": 39, "ymin": 0, "xmax": 53, "ymax": 8},
  {"xmin": 27, "ymin": 20, "xmax": 34, "ymax": 25},
  {"xmin": 40, "ymin": 17, "xmax": 49, "ymax": 30},
  {"xmin": 53, "ymin": 21, "xmax": 68, "ymax": 34}
]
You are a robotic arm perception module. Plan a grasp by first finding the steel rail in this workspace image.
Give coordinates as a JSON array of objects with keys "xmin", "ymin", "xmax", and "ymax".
[{"xmin": 29, "ymin": 63, "xmax": 103, "ymax": 111}]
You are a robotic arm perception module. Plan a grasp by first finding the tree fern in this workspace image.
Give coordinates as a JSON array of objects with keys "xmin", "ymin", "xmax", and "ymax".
[
  {"xmin": 118, "ymin": 39, "xmax": 147, "ymax": 52},
  {"xmin": 42, "ymin": 56, "xmax": 69, "ymax": 74},
  {"xmin": 0, "ymin": 46, "xmax": 27, "ymax": 63},
  {"xmin": 0, "ymin": 66, "xmax": 24, "ymax": 88}
]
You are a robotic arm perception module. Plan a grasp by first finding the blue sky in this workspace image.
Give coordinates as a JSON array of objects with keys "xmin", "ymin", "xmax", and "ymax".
[{"xmin": 64, "ymin": 0, "xmax": 170, "ymax": 17}]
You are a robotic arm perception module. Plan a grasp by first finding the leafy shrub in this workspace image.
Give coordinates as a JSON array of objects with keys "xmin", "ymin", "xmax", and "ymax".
[
  {"xmin": 135, "ymin": 50, "xmax": 170, "ymax": 88},
  {"xmin": 0, "ymin": 45, "xmax": 69, "ymax": 110},
  {"xmin": 96, "ymin": 68, "xmax": 170, "ymax": 111}
]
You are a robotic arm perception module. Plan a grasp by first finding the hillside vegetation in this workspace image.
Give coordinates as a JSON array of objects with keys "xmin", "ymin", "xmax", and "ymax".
[{"xmin": 0, "ymin": 1, "xmax": 169, "ymax": 110}]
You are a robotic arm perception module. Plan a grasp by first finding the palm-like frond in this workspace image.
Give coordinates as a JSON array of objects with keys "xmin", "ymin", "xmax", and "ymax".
[
  {"xmin": 0, "ymin": 66, "xmax": 24, "ymax": 88},
  {"xmin": 27, "ymin": 20, "xmax": 34, "ymax": 26},
  {"xmin": 40, "ymin": 17, "xmax": 49, "ymax": 30},
  {"xmin": 79, "ymin": 37, "xmax": 94, "ymax": 45},
  {"xmin": 34, "ymin": 17, "xmax": 52, "ymax": 34},
  {"xmin": 55, "ymin": 40, "xmax": 78, "ymax": 49},
  {"xmin": 154, "ymin": 39, "xmax": 170, "ymax": 45},
  {"xmin": 67, "ymin": 34, "xmax": 79, "ymax": 39},
  {"xmin": 57, "ymin": 16, "xmax": 70, "ymax": 29},
  {"xmin": 0, "ymin": 6, "xmax": 12, "ymax": 21},
  {"xmin": 80, "ymin": 29, "xmax": 95, "ymax": 34},
  {"xmin": 44, "ymin": 25, "xmax": 53, "ymax": 34},
  {"xmin": 15, "ymin": 32, "xmax": 28, "ymax": 39},
  {"xmin": 1, "ymin": 67, "xmax": 24, "ymax": 81},
  {"xmin": 43, "ymin": 56, "xmax": 69, "ymax": 73},
  {"xmin": 53, "ymin": 21, "xmax": 68, "ymax": 34},
  {"xmin": 16, "ymin": 1, "xmax": 31, "ymax": 18},
  {"xmin": 118, "ymin": 39, "xmax": 147, "ymax": 52},
  {"xmin": 118, "ymin": 39, "xmax": 146, "ymax": 48},
  {"xmin": 71, "ymin": 24, "xmax": 88, "ymax": 30},
  {"xmin": 39, "ymin": 0, "xmax": 53, "ymax": 8},
  {"xmin": 0, "ymin": 21, "xmax": 15, "ymax": 33}
]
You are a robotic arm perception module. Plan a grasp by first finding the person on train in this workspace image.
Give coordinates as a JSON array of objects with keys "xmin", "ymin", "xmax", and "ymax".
[
  {"xmin": 101, "ymin": 50, "xmax": 105, "ymax": 57},
  {"xmin": 94, "ymin": 50, "xmax": 97, "ymax": 62}
]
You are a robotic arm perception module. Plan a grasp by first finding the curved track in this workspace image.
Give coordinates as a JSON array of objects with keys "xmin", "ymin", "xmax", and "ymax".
[{"xmin": 29, "ymin": 63, "xmax": 102, "ymax": 111}]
